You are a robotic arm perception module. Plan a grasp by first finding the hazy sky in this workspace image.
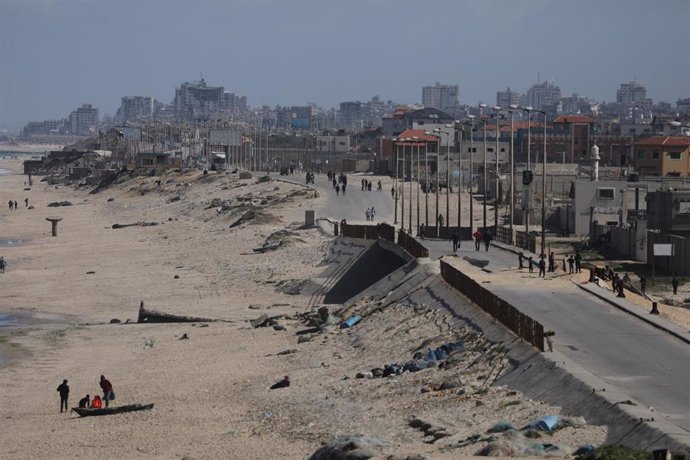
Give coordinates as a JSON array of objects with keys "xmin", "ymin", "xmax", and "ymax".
[{"xmin": 1, "ymin": 0, "xmax": 689, "ymax": 128}]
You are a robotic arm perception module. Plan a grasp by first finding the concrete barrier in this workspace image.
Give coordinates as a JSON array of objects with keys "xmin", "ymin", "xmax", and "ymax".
[
  {"xmin": 440, "ymin": 260, "xmax": 545, "ymax": 351},
  {"xmin": 397, "ymin": 229, "xmax": 429, "ymax": 258}
]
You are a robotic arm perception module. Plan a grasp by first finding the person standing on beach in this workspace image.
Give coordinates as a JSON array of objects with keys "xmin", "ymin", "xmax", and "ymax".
[
  {"xmin": 14, "ymin": 200, "xmax": 18, "ymax": 210},
  {"xmin": 8, "ymin": 200, "xmax": 12, "ymax": 210},
  {"xmin": 99, "ymin": 375, "xmax": 114, "ymax": 408},
  {"xmin": 57, "ymin": 379, "xmax": 69, "ymax": 413},
  {"xmin": 24, "ymin": 198, "xmax": 29, "ymax": 208}
]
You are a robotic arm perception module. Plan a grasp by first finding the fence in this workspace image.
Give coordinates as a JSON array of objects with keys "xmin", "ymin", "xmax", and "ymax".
[
  {"xmin": 495, "ymin": 226, "xmax": 514, "ymax": 245},
  {"xmin": 397, "ymin": 229, "xmax": 429, "ymax": 258},
  {"xmin": 647, "ymin": 232, "xmax": 690, "ymax": 276},
  {"xmin": 420, "ymin": 225, "xmax": 472, "ymax": 241},
  {"xmin": 515, "ymin": 230, "xmax": 537, "ymax": 253},
  {"xmin": 340, "ymin": 222, "xmax": 396, "ymax": 242},
  {"xmin": 440, "ymin": 260, "xmax": 545, "ymax": 351}
]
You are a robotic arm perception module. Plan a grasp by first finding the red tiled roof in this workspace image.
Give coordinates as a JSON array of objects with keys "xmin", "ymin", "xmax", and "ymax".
[
  {"xmin": 635, "ymin": 136, "xmax": 690, "ymax": 146},
  {"xmin": 395, "ymin": 129, "xmax": 438, "ymax": 143},
  {"xmin": 553, "ymin": 115, "xmax": 594, "ymax": 124}
]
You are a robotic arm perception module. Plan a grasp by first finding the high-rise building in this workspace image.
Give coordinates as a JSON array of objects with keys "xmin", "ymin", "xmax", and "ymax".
[
  {"xmin": 69, "ymin": 103, "xmax": 99, "ymax": 136},
  {"xmin": 422, "ymin": 82, "xmax": 460, "ymax": 116},
  {"xmin": 525, "ymin": 81, "xmax": 561, "ymax": 111},
  {"xmin": 496, "ymin": 87, "xmax": 520, "ymax": 108},
  {"xmin": 173, "ymin": 79, "xmax": 224, "ymax": 120},
  {"xmin": 118, "ymin": 96, "xmax": 153, "ymax": 123},
  {"xmin": 339, "ymin": 101, "xmax": 367, "ymax": 131},
  {"xmin": 617, "ymin": 81, "xmax": 647, "ymax": 105}
]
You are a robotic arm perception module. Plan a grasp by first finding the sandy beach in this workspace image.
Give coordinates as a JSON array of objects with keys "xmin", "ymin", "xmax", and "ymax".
[{"xmin": 0, "ymin": 158, "xmax": 610, "ymax": 459}]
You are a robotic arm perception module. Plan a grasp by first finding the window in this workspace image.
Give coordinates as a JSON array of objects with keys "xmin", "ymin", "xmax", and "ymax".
[
  {"xmin": 637, "ymin": 151, "xmax": 645, "ymax": 159},
  {"xmin": 669, "ymin": 151, "xmax": 682, "ymax": 160},
  {"xmin": 667, "ymin": 172, "xmax": 681, "ymax": 177},
  {"xmin": 653, "ymin": 151, "xmax": 659, "ymax": 159},
  {"xmin": 488, "ymin": 148, "xmax": 494, "ymax": 153},
  {"xmin": 597, "ymin": 188, "xmax": 615, "ymax": 200},
  {"xmin": 500, "ymin": 148, "xmax": 505, "ymax": 152}
]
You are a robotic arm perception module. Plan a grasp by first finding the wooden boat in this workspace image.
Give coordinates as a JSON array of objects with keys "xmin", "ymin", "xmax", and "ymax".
[{"xmin": 72, "ymin": 403, "xmax": 154, "ymax": 417}]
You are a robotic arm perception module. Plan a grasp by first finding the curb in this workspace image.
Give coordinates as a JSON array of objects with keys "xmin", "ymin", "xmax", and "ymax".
[{"xmin": 575, "ymin": 282, "xmax": 690, "ymax": 346}]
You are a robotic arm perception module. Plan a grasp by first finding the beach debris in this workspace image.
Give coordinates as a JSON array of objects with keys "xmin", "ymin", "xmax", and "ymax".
[
  {"xmin": 173, "ymin": 275, "xmax": 180, "ymax": 279},
  {"xmin": 47, "ymin": 201, "xmax": 73, "ymax": 207},
  {"xmin": 357, "ymin": 341, "xmax": 464, "ymax": 379},
  {"xmin": 107, "ymin": 197, "xmax": 115, "ymax": 202},
  {"xmin": 275, "ymin": 279, "xmax": 308, "ymax": 295},
  {"xmin": 408, "ymin": 418, "xmax": 451, "ymax": 444},
  {"xmin": 269, "ymin": 376, "xmax": 290, "ymax": 390},
  {"xmin": 253, "ymin": 230, "xmax": 304, "ymax": 253},
  {"xmin": 167, "ymin": 195, "xmax": 181, "ymax": 203},
  {"xmin": 179, "ymin": 333, "xmax": 189, "ymax": 340},
  {"xmin": 277, "ymin": 349, "xmax": 297, "ymax": 356},
  {"xmin": 112, "ymin": 222, "xmax": 160, "ymax": 229},
  {"xmin": 248, "ymin": 304, "xmax": 262, "ymax": 310},
  {"xmin": 308, "ymin": 435, "xmax": 386, "ymax": 460},
  {"xmin": 340, "ymin": 315, "xmax": 362, "ymax": 329},
  {"xmin": 137, "ymin": 301, "xmax": 217, "ymax": 323},
  {"xmin": 487, "ymin": 420, "xmax": 515, "ymax": 433},
  {"xmin": 86, "ymin": 271, "xmax": 96, "ymax": 274},
  {"xmin": 143, "ymin": 337, "xmax": 155, "ymax": 349},
  {"xmin": 109, "ymin": 318, "xmax": 121, "ymax": 324},
  {"xmin": 297, "ymin": 335, "xmax": 311, "ymax": 344}
]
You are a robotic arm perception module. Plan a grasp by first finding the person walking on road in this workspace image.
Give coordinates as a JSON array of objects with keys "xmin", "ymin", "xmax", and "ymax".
[
  {"xmin": 482, "ymin": 229, "xmax": 493, "ymax": 251},
  {"xmin": 57, "ymin": 379, "xmax": 70, "ymax": 413},
  {"xmin": 568, "ymin": 255, "xmax": 575, "ymax": 274},
  {"xmin": 518, "ymin": 252, "xmax": 524, "ymax": 270},
  {"xmin": 420, "ymin": 223, "xmax": 426, "ymax": 239},
  {"xmin": 538, "ymin": 255, "xmax": 546, "ymax": 278},
  {"xmin": 574, "ymin": 250, "xmax": 582, "ymax": 273},
  {"xmin": 673, "ymin": 277, "xmax": 680, "ymax": 295},
  {"xmin": 548, "ymin": 252, "xmax": 555, "ymax": 272},
  {"xmin": 528, "ymin": 256, "xmax": 534, "ymax": 273},
  {"xmin": 473, "ymin": 229, "xmax": 482, "ymax": 251},
  {"xmin": 365, "ymin": 209, "xmax": 371, "ymax": 221},
  {"xmin": 451, "ymin": 232, "xmax": 459, "ymax": 253}
]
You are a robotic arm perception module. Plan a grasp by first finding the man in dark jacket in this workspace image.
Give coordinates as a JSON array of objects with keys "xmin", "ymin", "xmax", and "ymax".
[{"xmin": 57, "ymin": 379, "xmax": 69, "ymax": 413}]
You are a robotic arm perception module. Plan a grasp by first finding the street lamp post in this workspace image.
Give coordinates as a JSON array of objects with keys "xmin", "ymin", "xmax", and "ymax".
[
  {"xmin": 414, "ymin": 136, "xmax": 420, "ymax": 235},
  {"xmin": 539, "ymin": 110, "xmax": 547, "ymax": 257},
  {"xmin": 467, "ymin": 115, "xmax": 476, "ymax": 236},
  {"xmin": 479, "ymin": 104, "xmax": 488, "ymax": 231},
  {"xmin": 493, "ymin": 106, "xmax": 501, "ymax": 234},
  {"xmin": 444, "ymin": 126, "xmax": 452, "ymax": 233},
  {"xmin": 393, "ymin": 138, "xmax": 399, "ymax": 224},
  {"xmin": 520, "ymin": 106, "xmax": 534, "ymax": 248},
  {"xmin": 424, "ymin": 138, "xmax": 429, "ymax": 228},
  {"xmin": 401, "ymin": 140, "xmax": 405, "ymax": 229},
  {"xmin": 508, "ymin": 105, "xmax": 518, "ymax": 237},
  {"xmin": 456, "ymin": 120, "xmax": 462, "ymax": 246},
  {"xmin": 406, "ymin": 138, "xmax": 413, "ymax": 234}
]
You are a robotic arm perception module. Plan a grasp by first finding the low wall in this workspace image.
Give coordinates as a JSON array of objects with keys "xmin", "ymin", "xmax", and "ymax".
[
  {"xmin": 340, "ymin": 222, "xmax": 395, "ymax": 242},
  {"xmin": 397, "ymin": 229, "xmax": 429, "ymax": 258},
  {"xmin": 420, "ymin": 225, "xmax": 472, "ymax": 240},
  {"xmin": 440, "ymin": 260, "xmax": 545, "ymax": 351}
]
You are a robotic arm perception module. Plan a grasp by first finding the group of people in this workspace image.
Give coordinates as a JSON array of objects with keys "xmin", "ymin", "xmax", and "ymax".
[
  {"xmin": 472, "ymin": 228, "xmax": 493, "ymax": 252},
  {"xmin": 7, "ymin": 199, "xmax": 27, "ymax": 210},
  {"xmin": 304, "ymin": 172, "xmax": 315, "ymax": 184},
  {"xmin": 328, "ymin": 172, "xmax": 348, "ymax": 196},
  {"xmin": 365, "ymin": 207, "xmax": 376, "ymax": 221},
  {"xmin": 516, "ymin": 249, "xmax": 582, "ymax": 279},
  {"xmin": 56, "ymin": 375, "xmax": 115, "ymax": 413},
  {"xmin": 361, "ymin": 179, "xmax": 381, "ymax": 192}
]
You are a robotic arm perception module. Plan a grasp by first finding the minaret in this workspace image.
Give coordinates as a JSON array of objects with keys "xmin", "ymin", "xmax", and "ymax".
[{"xmin": 591, "ymin": 144, "xmax": 600, "ymax": 181}]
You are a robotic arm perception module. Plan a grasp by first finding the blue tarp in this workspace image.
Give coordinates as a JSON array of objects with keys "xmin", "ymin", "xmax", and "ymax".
[
  {"xmin": 340, "ymin": 315, "xmax": 362, "ymax": 329},
  {"xmin": 526, "ymin": 415, "xmax": 560, "ymax": 432}
]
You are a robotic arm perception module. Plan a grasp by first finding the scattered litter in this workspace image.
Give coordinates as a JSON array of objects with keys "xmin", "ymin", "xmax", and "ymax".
[
  {"xmin": 112, "ymin": 222, "xmax": 160, "ymax": 229},
  {"xmin": 269, "ymin": 376, "xmax": 290, "ymax": 390},
  {"xmin": 143, "ymin": 338, "xmax": 155, "ymax": 349},
  {"xmin": 109, "ymin": 318, "xmax": 121, "ymax": 324},
  {"xmin": 47, "ymin": 201, "xmax": 73, "ymax": 207},
  {"xmin": 308, "ymin": 435, "xmax": 386, "ymax": 460},
  {"xmin": 487, "ymin": 420, "xmax": 515, "ymax": 433},
  {"xmin": 179, "ymin": 333, "xmax": 189, "ymax": 340},
  {"xmin": 277, "ymin": 349, "xmax": 297, "ymax": 356},
  {"xmin": 340, "ymin": 315, "xmax": 362, "ymax": 329},
  {"xmin": 86, "ymin": 271, "xmax": 95, "ymax": 274},
  {"xmin": 524, "ymin": 415, "xmax": 560, "ymax": 432}
]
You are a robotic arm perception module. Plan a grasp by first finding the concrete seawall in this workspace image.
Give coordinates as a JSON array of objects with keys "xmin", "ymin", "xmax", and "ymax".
[{"xmin": 323, "ymin": 239, "xmax": 690, "ymax": 450}]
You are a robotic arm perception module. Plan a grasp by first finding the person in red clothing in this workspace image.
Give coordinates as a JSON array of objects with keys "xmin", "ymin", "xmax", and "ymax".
[
  {"xmin": 99, "ymin": 375, "xmax": 114, "ymax": 408},
  {"xmin": 90, "ymin": 395, "xmax": 103, "ymax": 409}
]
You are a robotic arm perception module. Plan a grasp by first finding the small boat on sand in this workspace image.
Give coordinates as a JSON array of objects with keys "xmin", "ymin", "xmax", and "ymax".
[{"xmin": 72, "ymin": 403, "xmax": 154, "ymax": 417}]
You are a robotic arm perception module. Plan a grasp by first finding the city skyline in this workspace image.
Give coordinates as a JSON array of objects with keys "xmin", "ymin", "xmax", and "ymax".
[{"xmin": 1, "ymin": 0, "xmax": 689, "ymax": 129}]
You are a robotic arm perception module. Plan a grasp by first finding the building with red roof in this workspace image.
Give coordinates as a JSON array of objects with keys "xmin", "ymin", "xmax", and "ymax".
[{"xmin": 634, "ymin": 136, "xmax": 690, "ymax": 176}]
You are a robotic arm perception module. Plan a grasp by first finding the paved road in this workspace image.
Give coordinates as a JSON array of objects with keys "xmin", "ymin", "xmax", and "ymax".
[{"xmin": 278, "ymin": 172, "xmax": 690, "ymax": 435}]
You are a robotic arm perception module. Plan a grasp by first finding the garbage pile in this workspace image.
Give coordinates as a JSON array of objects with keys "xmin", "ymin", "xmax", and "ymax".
[{"xmin": 355, "ymin": 341, "xmax": 465, "ymax": 379}]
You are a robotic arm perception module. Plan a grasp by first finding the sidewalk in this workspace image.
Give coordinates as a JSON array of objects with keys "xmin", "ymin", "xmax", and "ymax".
[
  {"xmin": 491, "ymin": 238, "xmax": 690, "ymax": 346},
  {"xmin": 576, "ymin": 281, "xmax": 690, "ymax": 346}
]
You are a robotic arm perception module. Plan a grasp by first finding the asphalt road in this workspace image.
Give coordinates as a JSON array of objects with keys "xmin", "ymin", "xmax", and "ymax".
[{"xmin": 278, "ymin": 171, "xmax": 690, "ymax": 435}]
